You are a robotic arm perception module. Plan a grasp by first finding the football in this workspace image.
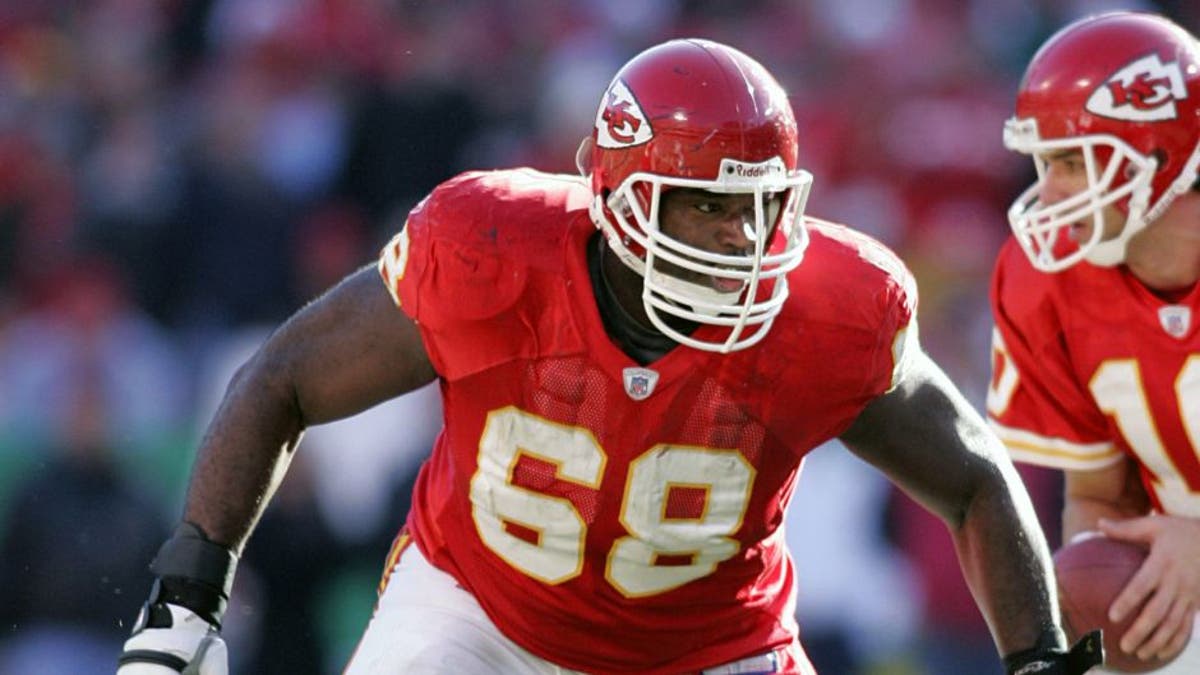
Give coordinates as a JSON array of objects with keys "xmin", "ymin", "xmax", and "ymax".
[{"xmin": 1053, "ymin": 534, "xmax": 1181, "ymax": 673}]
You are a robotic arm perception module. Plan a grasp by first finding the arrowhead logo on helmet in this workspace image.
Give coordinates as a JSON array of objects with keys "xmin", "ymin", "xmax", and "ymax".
[
  {"xmin": 595, "ymin": 80, "xmax": 653, "ymax": 149},
  {"xmin": 1086, "ymin": 54, "xmax": 1188, "ymax": 122}
]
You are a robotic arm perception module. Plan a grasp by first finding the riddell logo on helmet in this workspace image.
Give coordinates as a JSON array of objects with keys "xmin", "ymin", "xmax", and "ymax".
[
  {"xmin": 731, "ymin": 164, "xmax": 782, "ymax": 178},
  {"xmin": 1085, "ymin": 54, "xmax": 1188, "ymax": 122},
  {"xmin": 717, "ymin": 158, "xmax": 788, "ymax": 188},
  {"xmin": 595, "ymin": 80, "xmax": 653, "ymax": 149}
]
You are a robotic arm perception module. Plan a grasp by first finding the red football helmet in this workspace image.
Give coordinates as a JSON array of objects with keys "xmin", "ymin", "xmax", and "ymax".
[
  {"xmin": 1004, "ymin": 12, "xmax": 1200, "ymax": 272},
  {"xmin": 579, "ymin": 39, "xmax": 812, "ymax": 352}
]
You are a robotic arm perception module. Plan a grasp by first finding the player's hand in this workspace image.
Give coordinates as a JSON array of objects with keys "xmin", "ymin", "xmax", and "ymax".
[
  {"xmin": 117, "ymin": 600, "xmax": 227, "ymax": 674},
  {"xmin": 1004, "ymin": 630, "xmax": 1103, "ymax": 675},
  {"xmin": 119, "ymin": 523, "xmax": 238, "ymax": 674},
  {"xmin": 1100, "ymin": 515, "xmax": 1200, "ymax": 663}
]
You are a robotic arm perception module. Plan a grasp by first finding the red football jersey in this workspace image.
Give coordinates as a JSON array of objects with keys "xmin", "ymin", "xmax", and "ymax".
[
  {"xmin": 377, "ymin": 168, "xmax": 917, "ymax": 673},
  {"xmin": 988, "ymin": 238, "xmax": 1200, "ymax": 519}
]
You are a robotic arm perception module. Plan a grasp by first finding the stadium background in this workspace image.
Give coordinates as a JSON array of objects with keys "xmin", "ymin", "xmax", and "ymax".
[{"xmin": 0, "ymin": 1, "xmax": 1195, "ymax": 673}]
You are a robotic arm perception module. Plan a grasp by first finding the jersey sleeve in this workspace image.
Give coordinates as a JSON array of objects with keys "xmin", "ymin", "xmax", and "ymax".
[
  {"xmin": 874, "ymin": 243, "xmax": 919, "ymax": 394},
  {"xmin": 376, "ymin": 171, "xmax": 534, "ymax": 378},
  {"xmin": 846, "ymin": 230, "xmax": 920, "ymax": 397},
  {"xmin": 985, "ymin": 241, "xmax": 1121, "ymax": 470},
  {"xmin": 377, "ymin": 172, "xmax": 529, "ymax": 327}
]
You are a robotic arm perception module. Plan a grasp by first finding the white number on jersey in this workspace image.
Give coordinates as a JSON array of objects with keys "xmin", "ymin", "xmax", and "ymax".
[
  {"xmin": 1090, "ymin": 357, "xmax": 1200, "ymax": 517},
  {"xmin": 469, "ymin": 406, "xmax": 754, "ymax": 597}
]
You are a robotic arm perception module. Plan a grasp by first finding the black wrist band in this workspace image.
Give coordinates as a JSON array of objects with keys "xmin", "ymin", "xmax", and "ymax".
[
  {"xmin": 155, "ymin": 576, "xmax": 229, "ymax": 629},
  {"xmin": 1003, "ymin": 627, "xmax": 1066, "ymax": 674},
  {"xmin": 1004, "ymin": 629, "xmax": 1103, "ymax": 675},
  {"xmin": 149, "ymin": 522, "xmax": 238, "ymax": 599},
  {"xmin": 1065, "ymin": 631, "xmax": 1104, "ymax": 674}
]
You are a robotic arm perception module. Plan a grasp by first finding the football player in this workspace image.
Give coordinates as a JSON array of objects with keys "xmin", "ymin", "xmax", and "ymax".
[
  {"xmin": 119, "ymin": 39, "xmax": 1097, "ymax": 674},
  {"xmin": 988, "ymin": 12, "xmax": 1200, "ymax": 675}
]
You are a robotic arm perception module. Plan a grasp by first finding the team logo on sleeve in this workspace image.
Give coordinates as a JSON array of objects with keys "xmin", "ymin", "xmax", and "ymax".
[
  {"xmin": 595, "ymin": 80, "xmax": 653, "ymax": 149},
  {"xmin": 622, "ymin": 367, "xmax": 659, "ymax": 401},
  {"xmin": 378, "ymin": 226, "xmax": 411, "ymax": 307},
  {"xmin": 1086, "ymin": 54, "xmax": 1188, "ymax": 122}
]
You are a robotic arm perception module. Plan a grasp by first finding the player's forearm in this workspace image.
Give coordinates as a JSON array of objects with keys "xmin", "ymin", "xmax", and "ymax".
[
  {"xmin": 119, "ymin": 358, "xmax": 298, "ymax": 673},
  {"xmin": 954, "ymin": 467, "xmax": 1066, "ymax": 657},
  {"xmin": 1062, "ymin": 462, "xmax": 1151, "ymax": 543},
  {"xmin": 178, "ymin": 267, "xmax": 437, "ymax": 551},
  {"xmin": 1062, "ymin": 497, "xmax": 1132, "ymax": 543},
  {"xmin": 839, "ymin": 353, "xmax": 1069, "ymax": 655},
  {"xmin": 182, "ymin": 351, "xmax": 306, "ymax": 553}
]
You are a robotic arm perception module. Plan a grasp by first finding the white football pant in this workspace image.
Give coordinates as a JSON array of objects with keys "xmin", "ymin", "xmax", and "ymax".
[{"xmin": 343, "ymin": 542, "xmax": 809, "ymax": 674}]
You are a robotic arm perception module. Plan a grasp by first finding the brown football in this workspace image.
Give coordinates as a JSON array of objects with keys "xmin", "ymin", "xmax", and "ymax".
[{"xmin": 1053, "ymin": 535, "xmax": 1181, "ymax": 673}]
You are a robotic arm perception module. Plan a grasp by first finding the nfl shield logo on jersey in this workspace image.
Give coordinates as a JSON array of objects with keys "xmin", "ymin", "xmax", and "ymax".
[
  {"xmin": 622, "ymin": 367, "xmax": 660, "ymax": 401},
  {"xmin": 1158, "ymin": 305, "xmax": 1191, "ymax": 339}
]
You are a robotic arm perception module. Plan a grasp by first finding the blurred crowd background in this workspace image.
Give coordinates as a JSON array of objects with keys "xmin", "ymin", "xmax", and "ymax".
[{"xmin": 1, "ymin": 1, "xmax": 1196, "ymax": 674}]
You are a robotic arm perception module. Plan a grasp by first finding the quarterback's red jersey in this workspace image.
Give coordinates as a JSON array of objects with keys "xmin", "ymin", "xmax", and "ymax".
[
  {"xmin": 988, "ymin": 238, "xmax": 1200, "ymax": 519},
  {"xmin": 377, "ymin": 169, "xmax": 916, "ymax": 673}
]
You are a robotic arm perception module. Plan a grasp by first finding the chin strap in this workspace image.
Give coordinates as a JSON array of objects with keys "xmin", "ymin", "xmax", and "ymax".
[{"xmin": 1083, "ymin": 218, "xmax": 1143, "ymax": 267}]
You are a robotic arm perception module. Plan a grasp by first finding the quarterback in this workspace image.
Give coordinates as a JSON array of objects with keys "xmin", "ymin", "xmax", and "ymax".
[{"xmin": 989, "ymin": 12, "xmax": 1200, "ymax": 675}]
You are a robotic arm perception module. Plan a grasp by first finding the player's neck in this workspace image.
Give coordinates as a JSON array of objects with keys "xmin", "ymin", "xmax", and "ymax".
[
  {"xmin": 589, "ymin": 235, "xmax": 680, "ymax": 364},
  {"xmin": 1124, "ymin": 192, "xmax": 1200, "ymax": 298},
  {"xmin": 598, "ymin": 238, "xmax": 653, "ymax": 328}
]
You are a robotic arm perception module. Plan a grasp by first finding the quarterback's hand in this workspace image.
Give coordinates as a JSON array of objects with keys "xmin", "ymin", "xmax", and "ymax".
[
  {"xmin": 1099, "ymin": 515, "xmax": 1200, "ymax": 662},
  {"xmin": 1004, "ymin": 630, "xmax": 1103, "ymax": 675},
  {"xmin": 118, "ymin": 602, "xmax": 227, "ymax": 674}
]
